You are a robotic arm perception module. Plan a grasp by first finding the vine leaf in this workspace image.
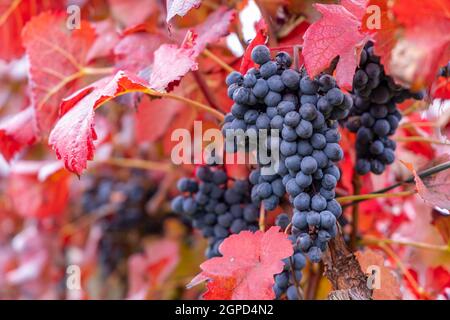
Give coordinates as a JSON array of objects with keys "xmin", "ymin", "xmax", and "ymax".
[
  {"xmin": 135, "ymin": 96, "xmax": 183, "ymax": 143},
  {"xmin": 355, "ymin": 249, "xmax": 401, "ymax": 300},
  {"xmin": 0, "ymin": 0, "xmax": 62, "ymax": 61},
  {"xmin": 22, "ymin": 12, "xmax": 96, "ymax": 133},
  {"xmin": 87, "ymin": 19, "xmax": 120, "ymax": 62},
  {"xmin": 0, "ymin": 107, "xmax": 38, "ymax": 161},
  {"xmin": 364, "ymin": 0, "xmax": 450, "ymax": 91},
  {"xmin": 187, "ymin": 227, "xmax": 293, "ymax": 300},
  {"xmin": 49, "ymin": 71, "xmax": 148, "ymax": 175},
  {"xmin": 148, "ymin": 41, "xmax": 198, "ymax": 92},
  {"xmin": 127, "ymin": 239, "xmax": 179, "ymax": 299},
  {"xmin": 7, "ymin": 161, "xmax": 71, "ymax": 219},
  {"xmin": 402, "ymin": 155, "xmax": 450, "ymax": 212},
  {"xmin": 166, "ymin": 0, "xmax": 202, "ymax": 23},
  {"xmin": 108, "ymin": 0, "xmax": 159, "ymax": 28},
  {"xmin": 191, "ymin": 6, "xmax": 236, "ymax": 55},
  {"xmin": 114, "ymin": 33, "xmax": 165, "ymax": 73},
  {"xmin": 431, "ymin": 210, "xmax": 450, "ymax": 244},
  {"xmin": 302, "ymin": 3, "xmax": 369, "ymax": 89}
]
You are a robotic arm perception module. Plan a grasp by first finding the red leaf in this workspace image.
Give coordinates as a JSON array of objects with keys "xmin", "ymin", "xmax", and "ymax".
[
  {"xmin": 188, "ymin": 227, "xmax": 293, "ymax": 300},
  {"xmin": 361, "ymin": 0, "xmax": 397, "ymax": 70},
  {"xmin": 278, "ymin": 20, "xmax": 309, "ymax": 47},
  {"xmin": 114, "ymin": 33, "xmax": 165, "ymax": 73},
  {"xmin": 402, "ymin": 155, "xmax": 450, "ymax": 211},
  {"xmin": 341, "ymin": 0, "xmax": 368, "ymax": 20},
  {"xmin": 166, "ymin": 0, "xmax": 202, "ymax": 23},
  {"xmin": 431, "ymin": 210, "xmax": 450, "ymax": 243},
  {"xmin": 431, "ymin": 76, "xmax": 450, "ymax": 100},
  {"xmin": 355, "ymin": 249, "xmax": 401, "ymax": 300},
  {"xmin": 148, "ymin": 43, "xmax": 198, "ymax": 92},
  {"xmin": 22, "ymin": 12, "xmax": 96, "ymax": 133},
  {"xmin": 302, "ymin": 4, "xmax": 368, "ymax": 89},
  {"xmin": 86, "ymin": 19, "xmax": 120, "ymax": 62},
  {"xmin": 239, "ymin": 19, "xmax": 268, "ymax": 74},
  {"xmin": 49, "ymin": 71, "xmax": 148, "ymax": 175},
  {"xmin": 7, "ymin": 161, "xmax": 70, "ymax": 219},
  {"xmin": 0, "ymin": 107, "xmax": 37, "ymax": 161},
  {"xmin": 0, "ymin": 0, "xmax": 62, "ymax": 61},
  {"xmin": 135, "ymin": 96, "xmax": 182, "ymax": 143},
  {"xmin": 192, "ymin": 6, "xmax": 236, "ymax": 55},
  {"xmin": 108, "ymin": 0, "xmax": 159, "ymax": 27},
  {"xmin": 387, "ymin": 0, "xmax": 450, "ymax": 90},
  {"xmin": 162, "ymin": 102, "xmax": 197, "ymax": 155},
  {"xmin": 127, "ymin": 239, "xmax": 179, "ymax": 299}
]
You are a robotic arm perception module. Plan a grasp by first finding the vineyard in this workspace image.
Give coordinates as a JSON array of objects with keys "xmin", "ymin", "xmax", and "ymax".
[{"xmin": 0, "ymin": 0, "xmax": 449, "ymax": 301}]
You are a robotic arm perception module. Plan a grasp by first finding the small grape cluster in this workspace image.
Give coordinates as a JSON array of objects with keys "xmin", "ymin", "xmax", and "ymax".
[
  {"xmin": 346, "ymin": 41, "xmax": 424, "ymax": 175},
  {"xmin": 272, "ymin": 214, "xmax": 306, "ymax": 300},
  {"xmin": 222, "ymin": 45, "xmax": 350, "ymax": 299},
  {"xmin": 172, "ymin": 165, "xmax": 259, "ymax": 258},
  {"xmin": 81, "ymin": 170, "xmax": 162, "ymax": 277}
]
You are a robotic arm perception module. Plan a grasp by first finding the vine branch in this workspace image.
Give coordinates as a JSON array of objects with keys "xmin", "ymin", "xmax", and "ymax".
[{"xmin": 341, "ymin": 161, "xmax": 450, "ymax": 208}]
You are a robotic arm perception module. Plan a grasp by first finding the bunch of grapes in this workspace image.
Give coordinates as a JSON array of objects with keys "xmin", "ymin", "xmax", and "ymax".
[
  {"xmin": 222, "ymin": 45, "xmax": 351, "ymax": 299},
  {"xmin": 345, "ymin": 41, "xmax": 424, "ymax": 175},
  {"xmin": 171, "ymin": 165, "xmax": 259, "ymax": 258},
  {"xmin": 81, "ymin": 170, "xmax": 165, "ymax": 277}
]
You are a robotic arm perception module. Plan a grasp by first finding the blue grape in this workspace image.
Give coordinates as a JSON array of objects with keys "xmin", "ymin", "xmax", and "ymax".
[
  {"xmin": 226, "ymin": 71, "xmax": 243, "ymax": 86},
  {"xmin": 293, "ymin": 192, "xmax": 310, "ymax": 211},
  {"xmin": 260, "ymin": 61, "xmax": 278, "ymax": 78},
  {"xmin": 268, "ymin": 75, "xmax": 285, "ymax": 92},
  {"xmin": 300, "ymin": 76, "xmax": 319, "ymax": 94},
  {"xmin": 264, "ymin": 91, "xmax": 282, "ymax": 107},
  {"xmin": 300, "ymin": 156, "xmax": 318, "ymax": 174},
  {"xmin": 251, "ymin": 45, "xmax": 271, "ymax": 65},
  {"xmin": 252, "ymin": 79, "xmax": 269, "ymax": 98}
]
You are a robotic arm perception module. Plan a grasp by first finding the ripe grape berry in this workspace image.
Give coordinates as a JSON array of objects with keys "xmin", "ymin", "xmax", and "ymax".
[
  {"xmin": 346, "ymin": 41, "xmax": 425, "ymax": 175},
  {"xmin": 172, "ymin": 165, "xmax": 258, "ymax": 258},
  {"xmin": 222, "ymin": 45, "xmax": 351, "ymax": 299}
]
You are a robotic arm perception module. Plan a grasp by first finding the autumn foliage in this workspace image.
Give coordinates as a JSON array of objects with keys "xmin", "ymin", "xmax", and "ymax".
[{"xmin": 0, "ymin": 0, "xmax": 449, "ymax": 301}]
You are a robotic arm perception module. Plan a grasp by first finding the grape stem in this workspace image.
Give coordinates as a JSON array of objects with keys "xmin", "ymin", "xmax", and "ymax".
[
  {"xmin": 192, "ymin": 70, "xmax": 221, "ymax": 112},
  {"xmin": 399, "ymin": 121, "xmax": 440, "ymax": 129},
  {"xmin": 293, "ymin": 45, "xmax": 303, "ymax": 72},
  {"xmin": 254, "ymin": 0, "xmax": 278, "ymax": 47},
  {"xmin": 202, "ymin": 49, "xmax": 235, "ymax": 73},
  {"xmin": 395, "ymin": 136, "xmax": 450, "ymax": 146},
  {"xmin": 341, "ymin": 160, "xmax": 450, "ymax": 208},
  {"xmin": 259, "ymin": 203, "xmax": 266, "ymax": 231},
  {"xmin": 350, "ymin": 174, "xmax": 361, "ymax": 251},
  {"xmin": 98, "ymin": 157, "xmax": 173, "ymax": 172},
  {"xmin": 149, "ymin": 89, "xmax": 226, "ymax": 121},
  {"xmin": 337, "ymin": 190, "xmax": 416, "ymax": 203},
  {"xmin": 360, "ymin": 236, "xmax": 450, "ymax": 253},
  {"xmin": 289, "ymin": 256, "xmax": 305, "ymax": 300}
]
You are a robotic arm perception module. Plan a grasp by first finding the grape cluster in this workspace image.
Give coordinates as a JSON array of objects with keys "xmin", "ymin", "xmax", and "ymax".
[
  {"xmin": 172, "ymin": 165, "xmax": 259, "ymax": 258},
  {"xmin": 345, "ymin": 41, "xmax": 424, "ymax": 175},
  {"xmin": 81, "ymin": 170, "xmax": 164, "ymax": 277},
  {"xmin": 223, "ymin": 45, "xmax": 350, "ymax": 299},
  {"xmin": 272, "ymin": 214, "xmax": 306, "ymax": 300}
]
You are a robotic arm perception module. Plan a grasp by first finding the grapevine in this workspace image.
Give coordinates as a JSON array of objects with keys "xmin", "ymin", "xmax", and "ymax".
[{"xmin": 0, "ymin": 0, "xmax": 448, "ymax": 303}]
